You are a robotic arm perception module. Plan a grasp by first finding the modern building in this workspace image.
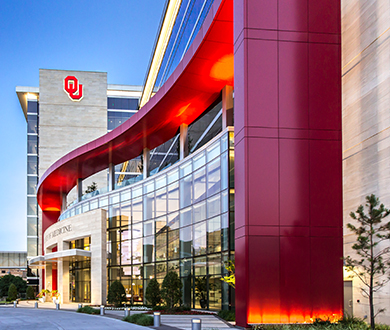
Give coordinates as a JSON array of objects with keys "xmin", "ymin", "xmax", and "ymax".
[
  {"xmin": 17, "ymin": 73, "xmax": 142, "ymax": 293},
  {"xmin": 0, "ymin": 252, "xmax": 27, "ymax": 280},
  {"xmin": 18, "ymin": 0, "xmax": 344, "ymax": 327}
]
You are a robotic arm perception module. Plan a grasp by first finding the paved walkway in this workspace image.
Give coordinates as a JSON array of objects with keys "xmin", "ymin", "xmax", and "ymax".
[
  {"xmin": 0, "ymin": 301, "xmax": 234, "ymax": 330},
  {"xmin": 0, "ymin": 307, "xmax": 149, "ymax": 330}
]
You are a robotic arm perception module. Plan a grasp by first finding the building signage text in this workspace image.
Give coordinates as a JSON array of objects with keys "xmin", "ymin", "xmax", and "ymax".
[{"xmin": 45, "ymin": 225, "xmax": 72, "ymax": 242}]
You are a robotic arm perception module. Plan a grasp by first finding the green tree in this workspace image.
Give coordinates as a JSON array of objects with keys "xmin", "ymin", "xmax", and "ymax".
[
  {"xmin": 84, "ymin": 182, "xmax": 97, "ymax": 194},
  {"xmin": 195, "ymin": 276, "xmax": 207, "ymax": 309},
  {"xmin": 345, "ymin": 194, "xmax": 390, "ymax": 330},
  {"xmin": 221, "ymin": 260, "xmax": 235, "ymax": 289},
  {"xmin": 0, "ymin": 274, "xmax": 27, "ymax": 296},
  {"xmin": 145, "ymin": 278, "xmax": 161, "ymax": 307},
  {"xmin": 8, "ymin": 283, "xmax": 18, "ymax": 301},
  {"xmin": 26, "ymin": 286, "xmax": 35, "ymax": 299},
  {"xmin": 161, "ymin": 271, "xmax": 182, "ymax": 309},
  {"xmin": 107, "ymin": 280, "xmax": 126, "ymax": 307}
]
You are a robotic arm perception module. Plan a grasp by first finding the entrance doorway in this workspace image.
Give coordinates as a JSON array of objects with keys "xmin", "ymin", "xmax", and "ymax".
[{"xmin": 69, "ymin": 259, "xmax": 91, "ymax": 303}]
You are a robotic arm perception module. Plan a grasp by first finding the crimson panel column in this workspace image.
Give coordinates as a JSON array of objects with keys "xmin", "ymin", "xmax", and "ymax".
[{"xmin": 234, "ymin": 0, "xmax": 343, "ymax": 326}]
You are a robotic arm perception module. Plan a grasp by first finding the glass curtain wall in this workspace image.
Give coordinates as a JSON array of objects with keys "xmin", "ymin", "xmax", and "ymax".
[
  {"xmin": 154, "ymin": 0, "xmax": 215, "ymax": 90},
  {"xmin": 27, "ymin": 100, "xmax": 39, "ymax": 258},
  {"xmin": 107, "ymin": 97, "xmax": 143, "ymax": 188},
  {"xmin": 106, "ymin": 130, "xmax": 234, "ymax": 310}
]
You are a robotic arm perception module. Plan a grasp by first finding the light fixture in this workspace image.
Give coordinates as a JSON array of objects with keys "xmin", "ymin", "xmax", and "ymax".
[{"xmin": 26, "ymin": 93, "xmax": 37, "ymax": 100}]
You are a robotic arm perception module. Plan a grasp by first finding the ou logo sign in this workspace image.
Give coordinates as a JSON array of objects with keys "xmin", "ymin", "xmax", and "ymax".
[{"xmin": 63, "ymin": 76, "xmax": 84, "ymax": 101}]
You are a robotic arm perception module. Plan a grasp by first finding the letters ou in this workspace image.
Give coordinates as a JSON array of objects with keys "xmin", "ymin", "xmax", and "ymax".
[{"xmin": 63, "ymin": 76, "xmax": 83, "ymax": 101}]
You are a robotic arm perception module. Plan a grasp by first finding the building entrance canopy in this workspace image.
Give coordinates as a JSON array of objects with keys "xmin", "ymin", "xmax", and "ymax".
[{"xmin": 29, "ymin": 249, "xmax": 91, "ymax": 267}]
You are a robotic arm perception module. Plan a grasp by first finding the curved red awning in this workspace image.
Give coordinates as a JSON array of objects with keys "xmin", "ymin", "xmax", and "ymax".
[{"xmin": 37, "ymin": 0, "xmax": 233, "ymax": 212}]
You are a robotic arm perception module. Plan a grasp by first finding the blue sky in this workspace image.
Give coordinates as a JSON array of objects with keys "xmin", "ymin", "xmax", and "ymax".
[{"xmin": 0, "ymin": 0, "xmax": 165, "ymax": 251}]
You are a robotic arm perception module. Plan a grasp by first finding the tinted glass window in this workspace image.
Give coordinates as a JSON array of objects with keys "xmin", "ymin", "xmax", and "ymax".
[
  {"xmin": 27, "ymin": 101, "xmax": 38, "ymax": 114},
  {"xmin": 108, "ymin": 111, "xmax": 135, "ymax": 130},
  {"xmin": 107, "ymin": 98, "xmax": 139, "ymax": 110}
]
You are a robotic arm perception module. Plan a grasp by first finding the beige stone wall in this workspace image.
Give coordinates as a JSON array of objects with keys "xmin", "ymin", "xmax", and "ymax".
[
  {"xmin": 43, "ymin": 209, "xmax": 107, "ymax": 305},
  {"xmin": 38, "ymin": 69, "xmax": 108, "ymax": 254},
  {"xmin": 342, "ymin": 0, "xmax": 390, "ymax": 323}
]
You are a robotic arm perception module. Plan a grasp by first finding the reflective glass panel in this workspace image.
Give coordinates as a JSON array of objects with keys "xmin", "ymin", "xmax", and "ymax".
[
  {"xmin": 168, "ymin": 182, "xmax": 179, "ymax": 212},
  {"xmin": 193, "ymin": 222, "xmax": 207, "ymax": 256},
  {"xmin": 156, "ymin": 230, "xmax": 167, "ymax": 261},
  {"xmin": 180, "ymin": 226, "xmax": 192, "ymax": 258},
  {"xmin": 207, "ymin": 157, "xmax": 221, "ymax": 196},
  {"xmin": 207, "ymin": 216, "xmax": 221, "ymax": 253},
  {"xmin": 168, "ymin": 212, "xmax": 179, "ymax": 230},
  {"xmin": 193, "ymin": 201, "xmax": 206, "ymax": 223},
  {"xmin": 155, "ymin": 187, "xmax": 167, "ymax": 217},
  {"xmin": 193, "ymin": 167, "xmax": 206, "ymax": 203},
  {"xmin": 27, "ymin": 156, "xmax": 38, "ymax": 175},
  {"xmin": 180, "ymin": 207, "xmax": 192, "ymax": 227},
  {"xmin": 207, "ymin": 193, "xmax": 220, "ymax": 218},
  {"xmin": 180, "ymin": 175, "xmax": 192, "ymax": 208},
  {"xmin": 143, "ymin": 192, "xmax": 155, "ymax": 220},
  {"xmin": 132, "ymin": 197, "xmax": 143, "ymax": 222},
  {"xmin": 132, "ymin": 238, "xmax": 142, "ymax": 264},
  {"xmin": 168, "ymin": 229, "xmax": 180, "ymax": 260},
  {"xmin": 143, "ymin": 236, "xmax": 154, "ymax": 263}
]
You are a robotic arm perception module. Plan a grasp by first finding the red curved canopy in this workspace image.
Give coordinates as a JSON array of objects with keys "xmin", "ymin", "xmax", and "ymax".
[{"xmin": 37, "ymin": 0, "xmax": 233, "ymax": 212}]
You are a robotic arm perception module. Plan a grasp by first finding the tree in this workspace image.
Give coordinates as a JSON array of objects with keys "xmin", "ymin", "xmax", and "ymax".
[
  {"xmin": 145, "ymin": 278, "xmax": 161, "ymax": 307},
  {"xmin": 8, "ymin": 283, "xmax": 18, "ymax": 301},
  {"xmin": 26, "ymin": 286, "xmax": 35, "ymax": 300},
  {"xmin": 84, "ymin": 182, "xmax": 97, "ymax": 194},
  {"xmin": 107, "ymin": 280, "xmax": 126, "ymax": 307},
  {"xmin": 195, "ymin": 276, "xmax": 208, "ymax": 309},
  {"xmin": 161, "ymin": 271, "xmax": 182, "ymax": 309},
  {"xmin": 0, "ymin": 274, "xmax": 27, "ymax": 296},
  {"xmin": 345, "ymin": 194, "xmax": 390, "ymax": 330},
  {"xmin": 221, "ymin": 260, "xmax": 235, "ymax": 289}
]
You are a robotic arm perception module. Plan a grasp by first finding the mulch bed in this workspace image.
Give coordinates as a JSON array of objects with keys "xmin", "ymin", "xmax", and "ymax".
[{"xmin": 146, "ymin": 310, "xmax": 216, "ymax": 315}]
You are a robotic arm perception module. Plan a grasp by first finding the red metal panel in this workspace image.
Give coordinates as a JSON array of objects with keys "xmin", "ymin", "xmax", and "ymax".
[
  {"xmin": 234, "ymin": 138, "xmax": 246, "ymax": 231},
  {"xmin": 278, "ymin": 0, "xmax": 308, "ymax": 32},
  {"xmin": 247, "ymin": 0, "xmax": 277, "ymax": 30},
  {"xmin": 233, "ymin": 0, "xmax": 244, "ymax": 44},
  {"xmin": 234, "ymin": 0, "xmax": 341, "ymax": 326},
  {"xmin": 279, "ymin": 139, "xmax": 310, "ymax": 227},
  {"xmin": 308, "ymin": 43, "xmax": 341, "ymax": 131},
  {"xmin": 248, "ymin": 138, "xmax": 279, "ymax": 226},
  {"xmin": 247, "ymin": 39, "xmax": 278, "ymax": 128},
  {"xmin": 248, "ymin": 236, "xmax": 280, "ymax": 324},
  {"xmin": 309, "ymin": 140, "xmax": 342, "ymax": 227},
  {"xmin": 42, "ymin": 211, "xmax": 60, "ymax": 254},
  {"xmin": 235, "ymin": 236, "xmax": 248, "ymax": 324},
  {"xmin": 308, "ymin": 0, "xmax": 341, "ymax": 34},
  {"xmin": 52, "ymin": 268, "xmax": 58, "ymax": 291},
  {"xmin": 232, "ymin": 40, "xmax": 245, "ymax": 134},
  {"xmin": 279, "ymin": 41, "xmax": 309, "ymax": 129},
  {"xmin": 310, "ymin": 236, "xmax": 343, "ymax": 319},
  {"xmin": 280, "ymin": 236, "xmax": 311, "ymax": 323}
]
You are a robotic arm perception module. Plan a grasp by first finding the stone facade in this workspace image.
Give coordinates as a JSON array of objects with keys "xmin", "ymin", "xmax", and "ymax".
[
  {"xmin": 44, "ymin": 209, "xmax": 107, "ymax": 305},
  {"xmin": 38, "ymin": 69, "xmax": 108, "ymax": 254},
  {"xmin": 342, "ymin": 0, "xmax": 390, "ymax": 323}
]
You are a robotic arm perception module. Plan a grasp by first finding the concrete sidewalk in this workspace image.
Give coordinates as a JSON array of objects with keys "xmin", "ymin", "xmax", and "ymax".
[
  {"xmin": 4, "ymin": 301, "xmax": 234, "ymax": 330},
  {"xmin": 0, "ymin": 307, "xmax": 150, "ymax": 330}
]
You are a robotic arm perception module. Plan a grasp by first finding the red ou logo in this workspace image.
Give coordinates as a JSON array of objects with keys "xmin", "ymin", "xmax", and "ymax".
[{"xmin": 63, "ymin": 76, "xmax": 83, "ymax": 101}]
